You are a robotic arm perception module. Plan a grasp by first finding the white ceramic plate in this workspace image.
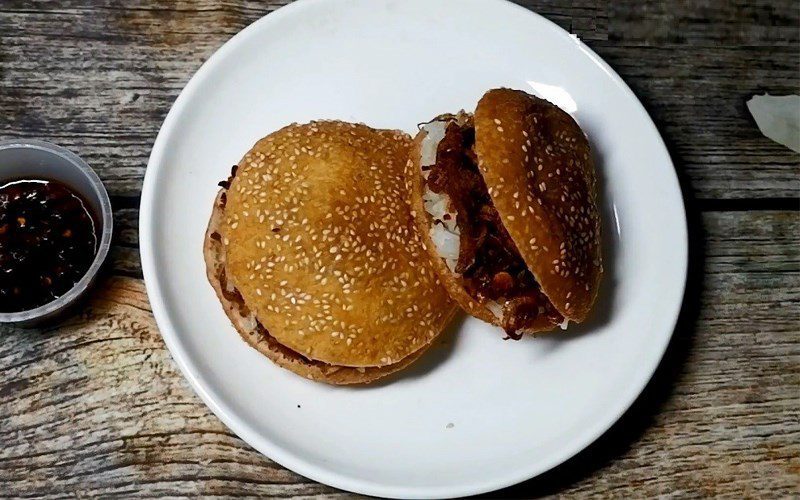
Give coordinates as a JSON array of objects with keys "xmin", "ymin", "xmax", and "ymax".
[{"xmin": 140, "ymin": 0, "xmax": 687, "ymax": 497}]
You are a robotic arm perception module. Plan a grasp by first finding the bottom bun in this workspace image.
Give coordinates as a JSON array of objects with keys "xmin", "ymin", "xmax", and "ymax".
[{"xmin": 205, "ymin": 191, "xmax": 424, "ymax": 385}]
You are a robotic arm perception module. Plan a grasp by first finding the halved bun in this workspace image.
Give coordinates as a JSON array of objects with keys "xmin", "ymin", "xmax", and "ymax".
[
  {"xmin": 407, "ymin": 117, "xmax": 556, "ymax": 335},
  {"xmin": 407, "ymin": 116, "xmax": 496, "ymax": 326},
  {"xmin": 407, "ymin": 89, "xmax": 602, "ymax": 335},
  {"xmin": 475, "ymin": 89, "xmax": 602, "ymax": 322}
]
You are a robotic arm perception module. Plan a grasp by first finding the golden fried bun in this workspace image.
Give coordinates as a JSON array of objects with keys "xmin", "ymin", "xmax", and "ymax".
[
  {"xmin": 214, "ymin": 121, "xmax": 456, "ymax": 370},
  {"xmin": 204, "ymin": 192, "xmax": 427, "ymax": 384},
  {"xmin": 475, "ymin": 89, "xmax": 602, "ymax": 322},
  {"xmin": 408, "ymin": 89, "xmax": 602, "ymax": 337}
]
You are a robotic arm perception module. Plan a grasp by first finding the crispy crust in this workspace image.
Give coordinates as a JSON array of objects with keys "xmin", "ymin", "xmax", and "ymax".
[
  {"xmin": 205, "ymin": 191, "xmax": 426, "ymax": 385},
  {"xmin": 474, "ymin": 89, "xmax": 602, "ymax": 322},
  {"xmin": 407, "ymin": 119, "xmax": 556, "ymax": 334},
  {"xmin": 222, "ymin": 121, "xmax": 456, "ymax": 367}
]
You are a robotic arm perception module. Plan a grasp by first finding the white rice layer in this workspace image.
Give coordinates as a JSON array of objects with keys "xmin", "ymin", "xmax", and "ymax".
[{"xmin": 419, "ymin": 120, "xmax": 461, "ymax": 272}]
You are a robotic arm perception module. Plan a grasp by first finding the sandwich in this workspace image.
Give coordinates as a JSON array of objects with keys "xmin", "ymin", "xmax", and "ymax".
[
  {"xmin": 406, "ymin": 88, "xmax": 602, "ymax": 338},
  {"xmin": 206, "ymin": 121, "xmax": 456, "ymax": 384}
]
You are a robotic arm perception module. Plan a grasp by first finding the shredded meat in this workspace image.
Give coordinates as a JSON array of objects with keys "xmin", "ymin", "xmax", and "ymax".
[
  {"xmin": 425, "ymin": 120, "xmax": 564, "ymax": 337},
  {"xmin": 218, "ymin": 268, "xmax": 252, "ymax": 317},
  {"xmin": 217, "ymin": 164, "xmax": 239, "ymax": 191},
  {"xmin": 502, "ymin": 297, "xmax": 544, "ymax": 339}
]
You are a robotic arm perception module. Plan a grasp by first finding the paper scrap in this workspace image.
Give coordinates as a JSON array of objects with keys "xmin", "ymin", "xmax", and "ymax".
[{"xmin": 746, "ymin": 94, "xmax": 800, "ymax": 153}]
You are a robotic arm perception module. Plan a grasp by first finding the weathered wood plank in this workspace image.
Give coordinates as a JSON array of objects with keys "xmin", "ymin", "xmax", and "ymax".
[
  {"xmin": 592, "ymin": 44, "xmax": 800, "ymax": 199},
  {"xmin": 1, "ymin": 1, "xmax": 797, "ymax": 199},
  {"xmin": 1, "ymin": 210, "xmax": 797, "ymax": 497},
  {"xmin": 0, "ymin": 1, "xmax": 798, "ymax": 497},
  {"xmin": 608, "ymin": 0, "xmax": 800, "ymax": 46}
]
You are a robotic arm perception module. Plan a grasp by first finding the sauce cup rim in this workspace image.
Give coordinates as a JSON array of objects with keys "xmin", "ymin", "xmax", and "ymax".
[{"xmin": 0, "ymin": 139, "xmax": 113, "ymax": 324}]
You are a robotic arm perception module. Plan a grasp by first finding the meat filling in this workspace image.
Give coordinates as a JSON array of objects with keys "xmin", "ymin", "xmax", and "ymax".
[{"xmin": 425, "ymin": 120, "xmax": 564, "ymax": 337}]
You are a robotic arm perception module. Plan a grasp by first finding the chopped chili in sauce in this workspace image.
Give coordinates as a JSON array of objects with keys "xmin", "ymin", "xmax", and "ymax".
[{"xmin": 0, "ymin": 179, "xmax": 98, "ymax": 313}]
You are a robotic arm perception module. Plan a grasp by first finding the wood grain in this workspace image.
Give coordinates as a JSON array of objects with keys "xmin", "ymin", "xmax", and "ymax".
[
  {"xmin": 0, "ymin": 0, "xmax": 798, "ymax": 497},
  {"xmin": 608, "ymin": 0, "xmax": 800, "ymax": 46},
  {"xmin": 0, "ymin": 1, "xmax": 797, "ymax": 199},
  {"xmin": 1, "ymin": 211, "xmax": 798, "ymax": 498}
]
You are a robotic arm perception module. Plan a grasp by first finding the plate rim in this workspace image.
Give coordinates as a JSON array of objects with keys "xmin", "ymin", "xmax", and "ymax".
[{"xmin": 139, "ymin": 0, "xmax": 689, "ymax": 497}]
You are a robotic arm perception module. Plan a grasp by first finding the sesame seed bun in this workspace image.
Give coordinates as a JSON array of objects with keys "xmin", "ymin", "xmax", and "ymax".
[
  {"xmin": 204, "ymin": 192, "xmax": 425, "ymax": 385},
  {"xmin": 408, "ymin": 89, "xmax": 602, "ymax": 333},
  {"xmin": 408, "ymin": 122, "xmax": 560, "ymax": 335},
  {"xmin": 216, "ymin": 121, "xmax": 456, "ymax": 369},
  {"xmin": 407, "ymin": 115, "xmax": 491, "ymax": 326},
  {"xmin": 475, "ymin": 89, "xmax": 602, "ymax": 322}
]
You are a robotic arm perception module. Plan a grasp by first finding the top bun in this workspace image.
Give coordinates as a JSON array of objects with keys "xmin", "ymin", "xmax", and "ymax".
[
  {"xmin": 474, "ymin": 89, "xmax": 602, "ymax": 322},
  {"xmin": 221, "ymin": 121, "xmax": 455, "ymax": 367}
]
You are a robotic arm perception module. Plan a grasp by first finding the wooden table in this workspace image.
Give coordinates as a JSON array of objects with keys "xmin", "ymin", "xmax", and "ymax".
[{"xmin": 2, "ymin": 1, "xmax": 798, "ymax": 497}]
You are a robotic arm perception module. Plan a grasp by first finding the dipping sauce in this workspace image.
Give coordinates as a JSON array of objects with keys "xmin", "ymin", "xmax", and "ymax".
[{"xmin": 0, "ymin": 179, "xmax": 98, "ymax": 313}]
